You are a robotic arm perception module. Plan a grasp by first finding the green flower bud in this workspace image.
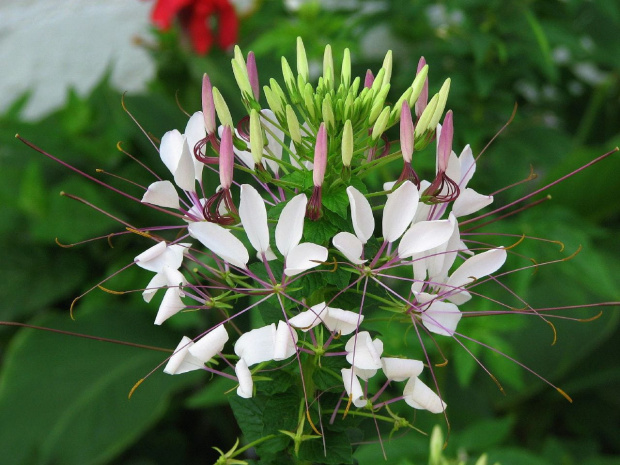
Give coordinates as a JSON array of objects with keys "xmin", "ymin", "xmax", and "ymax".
[
  {"xmin": 341, "ymin": 48, "xmax": 351, "ymax": 88},
  {"xmin": 429, "ymin": 425, "xmax": 444, "ymax": 465},
  {"xmin": 286, "ymin": 105, "xmax": 301, "ymax": 145},
  {"xmin": 408, "ymin": 64, "xmax": 429, "ymax": 107},
  {"xmin": 323, "ymin": 44, "xmax": 334, "ymax": 90},
  {"xmin": 281, "ymin": 57, "xmax": 297, "ymax": 99},
  {"xmin": 428, "ymin": 78, "xmax": 451, "ymax": 130},
  {"xmin": 381, "ymin": 50, "xmax": 393, "ymax": 88},
  {"xmin": 303, "ymin": 83, "xmax": 316, "ymax": 119},
  {"xmin": 212, "ymin": 87, "xmax": 233, "ymax": 128},
  {"xmin": 322, "ymin": 95, "xmax": 335, "ymax": 130},
  {"xmin": 389, "ymin": 87, "xmax": 413, "ymax": 123},
  {"xmin": 249, "ymin": 109, "xmax": 263, "ymax": 165},
  {"xmin": 231, "ymin": 59, "xmax": 253, "ymax": 101},
  {"xmin": 414, "ymin": 93, "xmax": 438, "ymax": 138},
  {"xmin": 296, "ymin": 37, "xmax": 309, "ymax": 83},
  {"xmin": 263, "ymin": 86, "xmax": 283, "ymax": 118},
  {"xmin": 342, "ymin": 119, "xmax": 353, "ymax": 167},
  {"xmin": 370, "ymin": 68, "xmax": 386, "ymax": 95},
  {"xmin": 371, "ymin": 106, "xmax": 391, "ymax": 140}
]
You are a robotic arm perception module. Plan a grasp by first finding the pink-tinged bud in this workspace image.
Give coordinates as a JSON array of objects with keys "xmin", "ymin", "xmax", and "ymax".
[
  {"xmin": 219, "ymin": 126, "xmax": 234, "ymax": 189},
  {"xmin": 247, "ymin": 51, "xmax": 260, "ymax": 101},
  {"xmin": 364, "ymin": 70, "xmax": 374, "ymax": 89},
  {"xmin": 202, "ymin": 74, "xmax": 216, "ymax": 135},
  {"xmin": 437, "ymin": 110, "xmax": 453, "ymax": 173},
  {"xmin": 415, "ymin": 57, "xmax": 428, "ymax": 118},
  {"xmin": 313, "ymin": 123, "xmax": 327, "ymax": 186},
  {"xmin": 400, "ymin": 101, "xmax": 414, "ymax": 163}
]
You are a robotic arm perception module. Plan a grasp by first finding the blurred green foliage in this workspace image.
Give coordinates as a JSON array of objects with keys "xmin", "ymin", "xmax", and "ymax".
[{"xmin": 0, "ymin": 0, "xmax": 619, "ymax": 464}]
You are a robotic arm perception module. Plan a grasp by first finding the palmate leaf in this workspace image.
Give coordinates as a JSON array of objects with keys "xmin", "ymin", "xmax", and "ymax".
[{"xmin": 0, "ymin": 308, "xmax": 198, "ymax": 465}]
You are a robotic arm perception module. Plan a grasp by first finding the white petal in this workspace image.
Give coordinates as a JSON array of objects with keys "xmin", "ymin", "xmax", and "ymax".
[
  {"xmin": 188, "ymin": 325, "xmax": 229, "ymax": 362},
  {"xmin": 184, "ymin": 111, "xmax": 206, "ymax": 181},
  {"xmin": 164, "ymin": 336, "xmax": 205, "ymax": 375},
  {"xmin": 398, "ymin": 219, "xmax": 453, "ymax": 258},
  {"xmin": 159, "ymin": 129, "xmax": 184, "ymax": 176},
  {"xmin": 174, "ymin": 138, "xmax": 196, "ymax": 192},
  {"xmin": 188, "ymin": 222, "xmax": 249, "ymax": 269},
  {"xmin": 274, "ymin": 321, "xmax": 298, "ymax": 360},
  {"xmin": 288, "ymin": 302, "xmax": 328, "ymax": 331},
  {"xmin": 345, "ymin": 332, "xmax": 383, "ymax": 370},
  {"xmin": 413, "ymin": 180, "xmax": 432, "ymax": 223},
  {"xmin": 143, "ymin": 272, "xmax": 167, "ymax": 303},
  {"xmin": 458, "ymin": 144, "xmax": 475, "ymax": 188},
  {"xmin": 341, "ymin": 368, "xmax": 367, "ymax": 408},
  {"xmin": 234, "ymin": 324, "xmax": 276, "ymax": 366},
  {"xmin": 411, "ymin": 253, "xmax": 427, "ymax": 294},
  {"xmin": 446, "ymin": 248, "xmax": 507, "ymax": 291},
  {"xmin": 403, "ymin": 377, "xmax": 446, "ymax": 413},
  {"xmin": 353, "ymin": 366, "xmax": 378, "ymax": 381},
  {"xmin": 239, "ymin": 184, "xmax": 270, "ymax": 254},
  {"xmin": 333, "ymin": 232, "xmax": 366, "ymax": 264},
  {"xmin": 346, "ymin": 186, "xmax": 374, "ymax": 243},
  {"xmin": 452, "ymin": 188, "xmax": 493, "ymax": 217},
  {"xmin": 383, "ymin": 181, "xmax": 419, "ymax": 243},
  {"xmin": 135, "ymin": 241, "xmax": 185, "ymax": 273},
  {"xmin": 142, "ymin": 181, "xmax": 180, "ymax": 209},
  {"xmin": 235, "ymin": 359, "xmax": 253, "ymax": 398},
  {"xmin": 323, "ymin": 307, "xmax": 363, "ymax": 336},
  {"xmin": 382, "ymin": 358, "xmax": 424, "ymax": 382},
  {"xmin": 383, "ymin": 180, "xmax": 397, "ymax": 191},
  {"xmin": 275, "ymin": 194, "xmax": 307, "ymax": 257},
  {"xmin": 421, "ymin": 300, "xmax": 462, "ymax": 336},
  {"xmin": 284, "ymin": 243, "xmax": 328, "ymax": 276},
  {"xmin": 154, "ymin": 287, "xmax": 185, "ymax": 325}
]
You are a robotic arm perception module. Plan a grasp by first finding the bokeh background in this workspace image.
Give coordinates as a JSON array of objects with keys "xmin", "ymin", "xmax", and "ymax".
[{"xmin": 0, "ymin": 0, "xmax": 619, "ymax": 464}]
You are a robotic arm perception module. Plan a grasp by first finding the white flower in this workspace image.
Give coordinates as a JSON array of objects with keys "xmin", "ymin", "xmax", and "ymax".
[
  {"xmin": 235, "ymin": 359, "xmax": 253, "ymax": 398},
  {"xmin": 345, "ymin": 332, "xmax": 383, "ymax": 370},
  {"xmin": 188, "ymin": 325, "xmax": 229, "ymax": 363},
  {"xmin": 288, "ymin": 302, "xmax": 363, "ymax": 335},
  {"xmin": 188, "ymin": 185, "xmax": 327, "ymax": 276},
  {"xmin": 381, "ymin": 357, "xmax": 424, "ymax": 382},
  {"xmin": 163, "ymin": 336, "xmax": 205, "ymax": 375},
  {"xmin": 234, "ymin": 321, "xmax": 298, "ymax": 367},
  {"xmin": 134, "ymin": 241, "xmax": 189, "ymax": 273},
  {"xmin": 341, "ymin": 368, "xmax": 367, "ymax": 408},
  {"xmin": 403, "ymin": 377, "xmax": 446, "ymax": 414}
]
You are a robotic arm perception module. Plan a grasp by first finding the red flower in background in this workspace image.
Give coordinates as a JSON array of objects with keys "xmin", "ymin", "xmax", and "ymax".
[{"xmin": 150, "ymin": 0, "xmax": 238, "ymax": 54}]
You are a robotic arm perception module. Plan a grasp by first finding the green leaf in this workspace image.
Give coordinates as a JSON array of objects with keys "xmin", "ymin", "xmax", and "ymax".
[
  {"xmin": 0, "ymin": 308, "xmax": 197, "ymax": 465},
  {"xmin": 456, "ymin": 416, "xmax": 515, "ymax": 452},
  {"xmin": 298, "ymin": 429, "xmax": 353, "ymax": 464},
  {"xmin": 322, "ymin": 186, "xmax": 349, "ymax": 219}
]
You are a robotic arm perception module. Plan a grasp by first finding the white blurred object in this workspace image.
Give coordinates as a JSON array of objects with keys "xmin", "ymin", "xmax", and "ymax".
[{"xmin": 0, "ymin": 0, "xmax": 155, "ymax": 120}]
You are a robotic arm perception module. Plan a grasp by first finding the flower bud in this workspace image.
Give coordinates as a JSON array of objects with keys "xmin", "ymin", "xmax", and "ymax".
[
  {"xmin": 381, "ymin": 50, "xmax": 393, "ymax": 88},
  {"xmin": 303, "ymin": 83, "xmax": 316, "ymax": 119},
  {"xmin": 212, "ymin": 87, "xmax": 233, "ymax": 129},
  {"xmin": 371, "ymin": 68, "xmax": 386, "ymax": 95},
  {"xmin": 322, "ymin": 95, "xmax": 335, "ymax": 130},
  {"xmin": 286, "ymin": 105, "xmax": 301, "ymax": 145},
  {"xmin": 342, "ymin": 120, "xmax": 353, "ymax": 167},
  {"xmin": 364, "ymin": 70, "xmax": 374, "ymax": 88},
  {"xmin": 400, "ymin": 101, "xmax": 414, "ymax": 163},
  {"xmin": 281, "ymin": 57, "xmax": 297, "ymax": 100},
  {"xmin": 219, "ymin": 126, "xmax": 234, "ymax": 189},
  {"xmin": 409, "ymin": 63, "xmax": 429, "ymax": 110},
  {"xmin": 263, "ymin": 86, "xmax": 283, "ymax": 118},
  {"xmin": 428, "ymin": 78, "xmax": 451, "ymax": 130},
  {"xmin": 341, "ymin": 48, "xmax": 351, "ymax": 88},
  {"xmin": 323, "ymin": 44, "xmax": 334, "ymax": 90},
  {"xmin": 390, "ymin": 87, "xmax": 413, "ymax": 123},
  {"xmin": 202, "ymin": 74, "xmax": 216, "ymax": 135},
  {"xmin": 247, "ymin": 51, "xmax": 260, "ymax": 101},
  {"xmin": 296, "ymin": 37, "xmax": 309, "ymax": 83},
  {"xmin": 414, "ymin": 93, "xmax": 438, "ymax": 139},
  {"xmin": 437, "ymin": 110, "xmax": 453, "ymax": 172},
  {"xmin": 313, "ymin": 123, "xmax": 327, "ymax": 186},
  {"xmin": 414, "ymin": 57, "xmax": 429, "ymax": 117},
  {"xmin": 231, "ymin": 59, "xmax": 253, "ymax": 101},
  {"xmin": 249, "ymin": 109, "xmax": 263, "ymax": 165},
  {"xmin": 371, "ymin": 106, "xmax": 391, "ymax": 141}
]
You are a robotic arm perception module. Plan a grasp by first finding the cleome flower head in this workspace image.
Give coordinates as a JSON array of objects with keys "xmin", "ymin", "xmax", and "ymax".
[{"xmin": 21, "ymin": 35, "xmax": 619, "ymax": 460}]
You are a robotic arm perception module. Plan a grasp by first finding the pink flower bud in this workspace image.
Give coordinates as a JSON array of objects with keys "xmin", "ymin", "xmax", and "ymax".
[
  {"xmin": 247, "ymin": 51, "xmax": 260, "ymax": 101},
  {"xmin": 313, "ymin": 123, "xmax": 327, "ymax": 187},
  {"xmin": 219, "ymin": 126, "xmax": 234, "ymax": 189},
  {"xmin": 415, "ymin": 57, "xmax": 428, "ymax": 118},
  {"xmin": 437, "ymin": 110, "xmax": 453, "ymax": 173},
  {"xmin": 202, "ymin": 74, "xmax": 216, "ymax": 135},
  {"xmin": 400, "ymin": 101, "xmax": 414, "ymax": 163},
  {"xmin": 364, "ymin": 70, "xmax": 374, "ymax": 89}
]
